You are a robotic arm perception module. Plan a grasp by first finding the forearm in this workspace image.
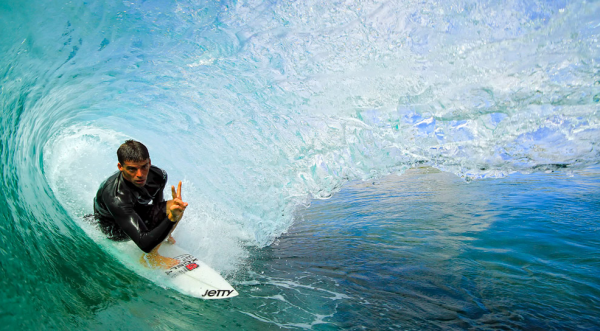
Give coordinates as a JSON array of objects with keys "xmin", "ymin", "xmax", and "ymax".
[
  {"xmin": 115, "ymin": 214, "xmax": 175, "ymax": 253},
  {"xmin": 133, "ymin": 218, "xmax": 175, "ymax": 253}
]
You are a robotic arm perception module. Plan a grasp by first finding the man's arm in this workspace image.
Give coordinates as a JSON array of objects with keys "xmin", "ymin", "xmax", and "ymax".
[{"xmin": 106, "ymin": 194, "xmax": 174, "ymax": 253}]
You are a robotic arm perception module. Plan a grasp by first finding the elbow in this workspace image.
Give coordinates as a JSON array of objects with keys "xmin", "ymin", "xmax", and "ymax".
[
  {"xmin": 135, "ymin": 233, "xmax": 158, "ymax": 253},
  {"xmin": 131, "ymin": 220, "xmax": 173, "ymax": 253}
]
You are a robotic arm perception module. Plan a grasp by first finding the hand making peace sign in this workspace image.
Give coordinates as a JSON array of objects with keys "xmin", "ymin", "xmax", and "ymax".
[{"xmin": 167, "ymin": 181, "xmax": 188, "ymax": 223}]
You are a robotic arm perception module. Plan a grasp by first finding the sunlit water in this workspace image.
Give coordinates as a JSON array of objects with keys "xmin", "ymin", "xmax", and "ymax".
[{"xmin": 1, "ymin": 0, "xmax": 599, "ymax": 329}]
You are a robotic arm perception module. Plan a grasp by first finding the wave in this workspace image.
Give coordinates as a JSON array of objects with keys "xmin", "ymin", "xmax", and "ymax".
[{"xmin": 1, "ymin": 0, "xmax": 599, "ymax": 277}]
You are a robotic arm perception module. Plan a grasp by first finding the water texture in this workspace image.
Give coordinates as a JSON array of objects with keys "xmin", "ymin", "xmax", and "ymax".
[{"xmin": 0, "ymin": 0, "xmax": 599, "ymax": 329}]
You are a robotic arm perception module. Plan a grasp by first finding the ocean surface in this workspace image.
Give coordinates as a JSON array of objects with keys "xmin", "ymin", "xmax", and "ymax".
[{"xmin": 1, "ymin": 0, "xmax": 599, "ymax": 330}]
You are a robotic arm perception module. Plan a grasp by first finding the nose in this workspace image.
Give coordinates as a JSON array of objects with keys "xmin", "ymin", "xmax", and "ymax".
[{"xmin": 136, "ymin": 169, "xmax": 144, "ymax": 178}]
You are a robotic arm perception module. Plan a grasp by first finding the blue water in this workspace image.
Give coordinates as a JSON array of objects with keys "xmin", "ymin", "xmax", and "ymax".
[
  {"xmin": 1, "ymin": 0, "xmax": 599, "ymax": 329},
  {"xmin": 255, "ymin": 168, "xmax": 600, "ymax": 329}
]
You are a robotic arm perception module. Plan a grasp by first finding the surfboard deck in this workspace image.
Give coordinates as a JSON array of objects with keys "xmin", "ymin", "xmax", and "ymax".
[
  {"xmin": 154, "ymin": 243, "xmax": 239, "ymax": 299},
  {"xmin": 80, "ymin": 215, "xmax": 237, "ymax": 299}
]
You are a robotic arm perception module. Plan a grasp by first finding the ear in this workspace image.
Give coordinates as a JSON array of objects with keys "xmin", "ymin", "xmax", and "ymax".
[
  {"xmin": 148, "ymin": 159, "xmax": 151, "ymax": 167},
  {"xmin": 117, "ymin": 163, "xmax": 123, "ymax": 171}
]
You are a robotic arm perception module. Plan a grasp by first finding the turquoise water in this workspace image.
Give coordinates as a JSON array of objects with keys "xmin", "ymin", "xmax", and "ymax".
[{"xmin": 1, "ymin": 0, "xmax": 599, "ymax": 329}]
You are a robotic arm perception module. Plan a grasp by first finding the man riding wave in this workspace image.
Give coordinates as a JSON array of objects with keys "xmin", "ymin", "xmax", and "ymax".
[{"xmin": 93, "ymin": 140, "xmax": 188, "ymax": 268}]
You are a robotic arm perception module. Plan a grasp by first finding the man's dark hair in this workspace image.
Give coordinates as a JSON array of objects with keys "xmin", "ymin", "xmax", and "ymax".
[{"xmin": 117, "ymin": 140, "xmax": 150, "ymax": 164}]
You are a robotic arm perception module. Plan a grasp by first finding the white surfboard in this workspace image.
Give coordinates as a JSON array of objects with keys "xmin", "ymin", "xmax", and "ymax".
[
  {"xmin": 153, "ymin": 243, "xmax": 239, "ymax": 299},
  {"xmin": 80, "ymin": 215, "xmax": 237, "ymax": 299}
]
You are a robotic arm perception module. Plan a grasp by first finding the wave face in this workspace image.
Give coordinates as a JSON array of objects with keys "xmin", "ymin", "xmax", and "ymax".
[{"xmin": 0, "ymin": 0, "xmax": 599, "ymax": 328}]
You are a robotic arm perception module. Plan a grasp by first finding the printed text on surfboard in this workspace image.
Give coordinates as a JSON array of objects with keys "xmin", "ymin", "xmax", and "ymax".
[
  {"xmin": 202, "ymin": 289, "xmax": 235, "ymax": 298},
  {"xmin": 165, "ymin": 254, "xmax": 199, "ymax": 278}
]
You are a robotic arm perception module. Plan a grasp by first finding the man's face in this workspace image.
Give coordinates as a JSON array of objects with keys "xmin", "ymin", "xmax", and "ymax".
[{"xmin": 118, "ymin": 159, "xmax": 151, "ymax": 188}]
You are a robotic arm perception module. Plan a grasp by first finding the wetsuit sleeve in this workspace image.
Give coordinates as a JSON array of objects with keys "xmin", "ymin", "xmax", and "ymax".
[{"xmin": 104, "ymin": 193, "xmax": 174, "ymax": 253}]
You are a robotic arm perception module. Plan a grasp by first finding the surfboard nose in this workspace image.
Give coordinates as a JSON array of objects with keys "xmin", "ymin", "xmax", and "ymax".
[{"xmin": 158, "ymin": 244, "xmax": 239, "ymax": 300}]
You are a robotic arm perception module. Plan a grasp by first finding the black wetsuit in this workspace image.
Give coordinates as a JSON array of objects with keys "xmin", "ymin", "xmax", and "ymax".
[{"xmin": 93, "ymin": 165, "xmax": 174, "ymax": 253}]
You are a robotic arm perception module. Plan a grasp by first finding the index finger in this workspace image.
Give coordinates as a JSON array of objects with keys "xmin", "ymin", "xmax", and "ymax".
[{"xmin": 171, "ymin": 185, "xmax": 177, "ymax": 200}]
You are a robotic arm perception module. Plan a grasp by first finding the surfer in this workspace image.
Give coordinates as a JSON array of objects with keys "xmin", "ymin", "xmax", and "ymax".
[{"xmin": 93, "ymin": 140, "xmax": 188, "ymax": 269}]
